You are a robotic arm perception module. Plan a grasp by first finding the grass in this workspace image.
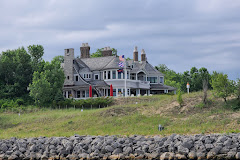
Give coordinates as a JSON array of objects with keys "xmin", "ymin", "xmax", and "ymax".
[{"xmin": 0, "ymin": 92, "xmax": 240, "ymax": 139}]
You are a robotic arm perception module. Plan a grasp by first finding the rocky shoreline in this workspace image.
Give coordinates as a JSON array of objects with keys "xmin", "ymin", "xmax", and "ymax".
[{"xmin": 1, "ymin": 134, "xmax": 240, "ymax": 160}]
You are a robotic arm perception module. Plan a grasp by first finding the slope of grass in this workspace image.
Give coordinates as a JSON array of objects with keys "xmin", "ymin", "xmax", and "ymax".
[{"xmin": 0, "ymin": 92, "xmax": 240, "ymax": 139}]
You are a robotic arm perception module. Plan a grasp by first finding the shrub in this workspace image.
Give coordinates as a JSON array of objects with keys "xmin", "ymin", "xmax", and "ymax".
[{"xmin": 177, "ymin": 91, "xmax": 183, "ymax": 107}]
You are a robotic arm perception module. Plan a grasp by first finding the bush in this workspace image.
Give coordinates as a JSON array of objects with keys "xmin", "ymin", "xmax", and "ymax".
[{"xmin": 177, "ymin": 91, "xmax": 183, "ymax": 107}]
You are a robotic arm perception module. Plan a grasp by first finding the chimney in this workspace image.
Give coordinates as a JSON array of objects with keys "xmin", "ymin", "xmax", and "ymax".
[
  {"xmin": 133, "ymin": 46, "xmax": 138, "ymax": 62},
  {"xmin": 80, "ymin": 43, "xmax": 90, "ymax": 58},
  {"xmin": 102, "ymin": 46, "xmax": 112, "ymax": 57},
  {"xmin": 141, "ymin": 49, "xmax": 146, "ymax": 61}
]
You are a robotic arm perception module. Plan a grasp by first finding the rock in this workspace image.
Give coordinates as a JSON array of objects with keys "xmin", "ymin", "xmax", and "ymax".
[
  {"xmin": 188, "ymin": 151, "xmax": 197, "ymax": 160},
  {"xmin": 226, "ymin": 151, "xmax": 236, "ymax": 159},
  {"xmin": 105, "ymin": 145, "xmax": 114, "ymax": 153},
  {"xmin": 178, "ymin": 145, "xmax": 189, "ymax": 155},
  {"xmin": 160, "ymin": 152, "xmax": 175, "ymax": 160},
  {"xmin": 197, "ymin": 152, "xmax": 206, "ymax": 160},
  {"xmin": 0, "ymin": 144, "xmax": 8, "ymax": 152},
  {"xmin": 236, "ymin": 152, "xmax": 240, "ymax": 159},
  {"xmin": 207, "ymin": 151, "xmax": 217, "ymax": 159},
  {"xmin": 176, "ymin": 153, "xmax": 187, "ymax": 160},
  {"xmin": 112, "ymin": 148, "xmax": 122, "ymax": 155},
  {"xmin": 109, "ymin": 155, "xmax": 119, "ymax": 160}
]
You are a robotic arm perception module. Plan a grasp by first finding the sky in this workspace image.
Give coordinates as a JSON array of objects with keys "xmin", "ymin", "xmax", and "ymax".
[{"xmin": 0, "ymin": 0, "xmax": 240, "ymax": 80}]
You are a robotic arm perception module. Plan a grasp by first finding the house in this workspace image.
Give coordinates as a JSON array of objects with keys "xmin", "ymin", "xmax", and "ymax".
[{"xmin": 62, "ymin": 43, "xmax": 176, "ymax": 98}]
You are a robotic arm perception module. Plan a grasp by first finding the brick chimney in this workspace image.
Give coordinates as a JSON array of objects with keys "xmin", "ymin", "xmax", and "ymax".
[
  {"xmin": 80, "ymin": 43, "xmax": 90, "ymax": 58},
  {"xmin": 141, "ymin": 49, "xmax": 146, "ymax": 61},
  {"xmin": 133, "ymin": 46, "xmax": 138, "ymax": 62},
  {"xmin": 102, "ymin": 46, "xmax": 112, "ymax": 57}
]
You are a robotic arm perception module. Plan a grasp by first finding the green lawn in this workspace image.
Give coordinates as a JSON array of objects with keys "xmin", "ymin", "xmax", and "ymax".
[{"xmin": 0, "ymin": 92, "xmax": 240, "ymax": 139}]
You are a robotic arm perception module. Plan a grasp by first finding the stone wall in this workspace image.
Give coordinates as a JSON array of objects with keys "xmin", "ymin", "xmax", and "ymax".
[{"xmin": 1, "ymin": 134, "xmax": 240, "ymax": 159}]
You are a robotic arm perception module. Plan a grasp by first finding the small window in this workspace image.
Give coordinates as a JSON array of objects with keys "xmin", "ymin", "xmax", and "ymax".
[
  {"xmin": 95, "ymin": 74, "xmax": 99, "ymax": 80},
  {"xmin": 75, "ymin": 75, "xmax": 78, "ymax": 81},
  {"xmin": 67, "ymin": 49, "xmax": 69, "ymax": 53},
  {"xmin": 112, "ymin": 71, "xmax": 116, "ymax": 79},
  {"xmin": 160, "ymin": 77, "xmax": 164, "ymax": 83},
  {"xmin": 118, "ymin": 72, "xmax": 121, "ymax": 79},
  {"xmin": 67, "ymin": 76, "xmax": 69, "ymax": 80},
  {"xmin": 108, "ymin": 71, "xmax": 111, "ymax": 79}
]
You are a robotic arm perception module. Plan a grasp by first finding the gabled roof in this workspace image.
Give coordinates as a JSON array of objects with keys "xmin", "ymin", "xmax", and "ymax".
[
  {"xmin": 77, "ymin": 56, "xmax": 130, "ymax": 71},
  {"xmin": 127, "ymin": 60, "xmax": 163, "ymax": 76}
]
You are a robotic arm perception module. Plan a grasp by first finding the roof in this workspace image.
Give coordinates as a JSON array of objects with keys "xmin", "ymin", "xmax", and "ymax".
[
  {"xmin": 150, "ymin": 84, "xmax": 176, "ymax": 91},
  {"xmin": 78, "ymin": 56, "xmax": 130, "ymax": 71},
  {"xmin": 127, "ymin": 60, "xmax": 163, "ymax": 75}
]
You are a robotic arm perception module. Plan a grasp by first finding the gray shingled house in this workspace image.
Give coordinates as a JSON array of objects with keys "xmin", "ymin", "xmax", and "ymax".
[{"xmin": 62, "ymin": 43, "xmax": 176, "ymax": 98}]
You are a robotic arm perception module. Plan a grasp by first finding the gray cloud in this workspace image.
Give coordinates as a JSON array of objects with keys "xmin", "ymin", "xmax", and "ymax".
[{"xmin": 0, "ymin": 0, "xmax": 239, "ymax": 79}]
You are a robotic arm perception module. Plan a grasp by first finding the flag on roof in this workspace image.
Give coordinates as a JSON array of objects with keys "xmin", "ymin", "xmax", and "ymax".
[
  {"xmin": 119, "ymin": 62, "xmax": 124, "ymax": 68},
  {"xmin": 119, "ymin": 55, "xmax": 124, "ymax": 61}
]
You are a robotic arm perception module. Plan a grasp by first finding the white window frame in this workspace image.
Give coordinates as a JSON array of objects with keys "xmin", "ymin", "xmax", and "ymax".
[
  {"xmin": 160, "ymin": 76, "xmax": 164, "ymax": 84},
  {"xmin": 94, "ymin": 74, "xmax": 99, "ymax": 80},
  {"xmin": 147, "ymin": 76, "xmax": 158, "ymax": 84}
]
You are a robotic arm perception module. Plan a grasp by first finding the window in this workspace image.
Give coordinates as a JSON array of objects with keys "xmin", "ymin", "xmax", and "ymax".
[
  {"xmin": 160, "ymin": 77, "xmax": 164, "ymax": 83},
  {"xmin": 123, "ymin": 72, "xmax": 125, "ymax": 79},
  {"xmin": 104, "ymin": 71, "xmax": 107, "ymax": 79},
  {"xmin": 147, "ymin": 77, "xmax": 157, "ymax": 83},
  {"xmin": 67, "ymin": 76, "xmax": 69, "ymax": 80},
  {"xmin": 118, "ymin": 72, "xmax": 121, "ymax": 79},
  {"xmin": 82, "ymin": 91, "xmax": 85, "ymax": 98},
  {"xmin": 113, "ymin": 89, "xmax": 116, "ymax": 96},
  {"xmin": 112, "ymin": 70, "xmax": 116, "ymax": 79},
  {"xmin": 67, "ymin": 49, "xmax": 69, "ymax": 53},
  {"xmin": 127, "ymin": 71, "xmax": 129, "ymax": 79},
  {"xmin": 94, "ymin": 74, "xmax": 99, "ymax": 80},
  {"xmin": 75, "ymin": 75, "xmax": 79, "ymax": 81},
  {"xmin": 77, "ymin": 91, "xmax": 80, "ymax": 98},
  {"xmin": 83, "ymin": 74, "xmax": 91, "ymax": 79},
  {"xmin": 108, "ymin": 71, "xmax": 111, "ymax": 79},
  {"xmin": 118, "ymin": 89, "xmax": 122, "ymax": 95}
]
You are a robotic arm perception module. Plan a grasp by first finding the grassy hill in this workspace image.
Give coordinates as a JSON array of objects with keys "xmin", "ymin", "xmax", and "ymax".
[{"xmin": 0, "ymin": 92, "xmax": 240, "ymax": 139}]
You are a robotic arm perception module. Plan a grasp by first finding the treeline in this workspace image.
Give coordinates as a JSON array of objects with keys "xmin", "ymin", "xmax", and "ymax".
[
  {"xmin": 0, "ymin": 45, "xmax": 65, "ymax": 107},
  {"xmin": 155, "ymin": 64, "xmax": 240, "ymax": 103}
]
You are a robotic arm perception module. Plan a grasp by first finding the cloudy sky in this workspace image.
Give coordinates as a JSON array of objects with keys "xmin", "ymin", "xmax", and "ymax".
[{"xmin": 0, "ymin": 0, "xmax": 240, "ymax": 80}]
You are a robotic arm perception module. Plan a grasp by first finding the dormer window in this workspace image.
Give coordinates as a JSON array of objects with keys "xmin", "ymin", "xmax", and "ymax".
[{"xmin": 94, "ymin": 74, "xmax": 99, "ymax": 80}]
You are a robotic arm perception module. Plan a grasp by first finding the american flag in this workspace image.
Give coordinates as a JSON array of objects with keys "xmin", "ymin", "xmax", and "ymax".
[
  {"xmin": 118, "ymin": 69, "xmax": 123, "ymax": 73},
  {"xmin": 119, "ymin": 62, "xmax": 124, "ymax": 68},
  {"xmin": 119, "ymin": 55, "xmax": 124, "ymax": 61}
]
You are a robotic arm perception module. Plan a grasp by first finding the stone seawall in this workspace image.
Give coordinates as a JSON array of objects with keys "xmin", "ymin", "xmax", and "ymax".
[{"xmin": 1, "ymin": 134, "xmax": 240, "ymax": 160}]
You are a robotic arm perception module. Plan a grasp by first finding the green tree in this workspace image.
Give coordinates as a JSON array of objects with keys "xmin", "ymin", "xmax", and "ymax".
[
  {"xmin": 29, "ymin": 57, "xmax": 65, "ymax": 106},
  {"xmin": 0, "ymin": 47, "xmax": 32, "ymax": 98},
  {"xmin": 199, "ymin": 67, "xmax": 210, "ymax": 104},
  {"xmin": 211, "ymin": 72, "xmax": 235, "ymax": 102},
  {"xmin": 177, "ymin": 90, "xmax": 183, "ymax": 107},
  {"xmin": 91, "ymin": 48, "xmax": 117, "ymax": 57},
  {"xmin": 235, "ymin": 78, "xmax": 240, "ymax": 100},
  {"xmin": 28, "ymin": 45, "xmax": 44, "ymax": 72}
]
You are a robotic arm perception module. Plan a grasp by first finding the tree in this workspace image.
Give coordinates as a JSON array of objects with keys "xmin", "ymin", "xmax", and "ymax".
[
  {"xmin": 28, "ymin": 45, "xmax": 44, "ymax": 72},
  {"xmin": 235, "ymin": 78, "xmax": 240, "ymax": 100},
  {"xmin": 29, "ymin": 57, "xmax": 65, "ymax": 106},
  {"xmin": 199, "ymin": 67, "xmax": 210, "ymax": 104},
  {"xmin": 177, "ymin": 90, "xmax": 183, "ymax": 107},
  {"xmin": 91, "ymin": 48, "xmax": 117, "ymax": 57},
  {"xmin": 211, "ymin": 72, "xmax": 235, "ymax": 102},
  {"xmin": 0, "ymin": 47, "xmax": 32, "ymax": 98}
]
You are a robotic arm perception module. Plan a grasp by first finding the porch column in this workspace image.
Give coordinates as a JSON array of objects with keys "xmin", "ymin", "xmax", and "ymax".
[
  {"xmin": 66, "ymin": 91, "xmax": 69, "ymax": 98},
  {"xmin": 148, "ymin": 90, "xmax": 150, "ymax": 95},
  {"xmin": 136, "ymin": 73, "xmax": 138, "ymax": 80}
]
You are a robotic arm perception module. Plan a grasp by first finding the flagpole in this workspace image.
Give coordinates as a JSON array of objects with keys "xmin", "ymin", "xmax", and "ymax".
[{"xmin": 124, "ymin": 57, "xmax": 127, "ymax": 97}]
